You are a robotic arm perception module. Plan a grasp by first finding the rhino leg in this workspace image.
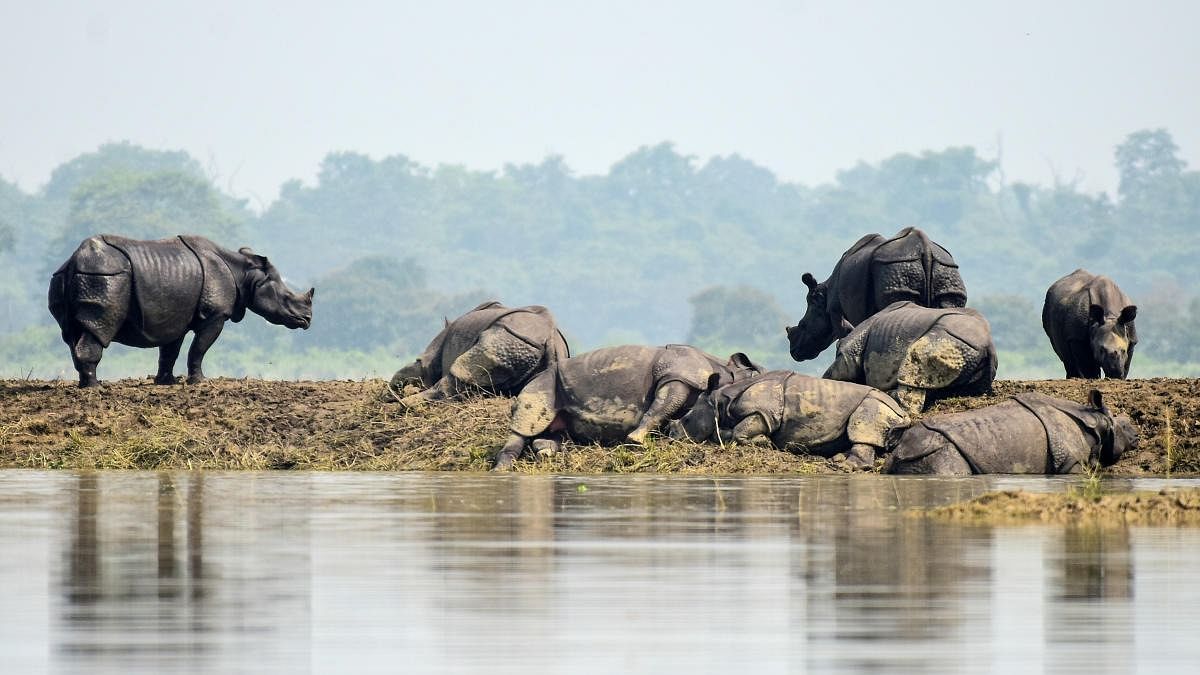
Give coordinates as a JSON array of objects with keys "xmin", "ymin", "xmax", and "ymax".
[
  {"xmin": 495, "ymin": 372, "xmax": 559, "ymax": 470},
  {"xmin": 1066, "ymin": 340, "xmax": 1101, "ymax": 379},
  {"xmin": 398, "ymin": 378, "xmax": 452, "ymax": 410},
  {"xmin": 186, "ymin": 318, "xmax": 226, "ymax": 384},
  {"xmin": 891, "ymin": 385, "xmax": 927, "ymax": 416},
  {"xmin": 532, "ymin": 435, "xmax": 562, "ymax": 458},
  {"xmin": 155, "ymin": 336, "xmax": 185, "ymax": 385},
  {"xmin": 846, "ymin": 393, "xmax": 911, "ymax": 467},
  {"xmin": 628, "ymin": 381, "xmax": 694, "ymax": 444},
  {"xmin": 884, "ymin": 427, "xmax": 972, "ymax": 475},
  {"xmin": 730, "ymin": 414, "xmax": 771, "ymax": 445},
  {"xmin": 71, "ymin": 331, "xmax": 105, "ymax": 388}
]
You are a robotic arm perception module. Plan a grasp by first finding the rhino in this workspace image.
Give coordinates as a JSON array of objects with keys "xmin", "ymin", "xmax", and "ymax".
[
  {"xmin": 1042, "ymin": 269, "xmax": 1137, "ymax": 379},
  {"xmin": 786, "ymin": 227, "xmax": 967, "ymax": 362},
  {"xmin": 389, "ymin": 301, "xmax": 570, "ymax": 406},
  {"xmin": 492, "ymin": 345, "xmax": 763, "ymax": 470},
  {"xmin": 48, "ymin": 234, "xmax": 313, "ymax": 387},
  {"xmin": 669, "ymin": 370, "xmax": 910, "ymax": 468},
  {"xmin": 884, "ymin": 390, "xmax": 1137, "ymax": 475},
  {"xmin": 824, "ymin": 301, "xmax": 997, "ymax": 415}
]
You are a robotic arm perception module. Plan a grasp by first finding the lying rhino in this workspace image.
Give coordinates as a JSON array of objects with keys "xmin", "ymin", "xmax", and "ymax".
[
  {"xmin": 787, "ymin": 227, "xmax": 967, "ymax": 361},
  {"xmin": 884, "ymin": 390, "xmax": 1137, "ymax": 475},
  {"xmin": 670, "ymin": 370, "xmax": 910, "ymax": 468},
  {"xmin": 390, "ymin": 301, "xmax": 569, "ymax": 407},
  {"xmin": 824, "ymin": 301, "xmax": 997, "ymax": 414},
  {"xmin": 1043, "ymin": 269, "xmax": 1137, "ymax": 379},
  {"xmin": 493, "ymin": 345, "xmax": 762, "ymax": 470},
  {"xmin": 48, "ymin": 235, "xmax": 313, "ymax": 387}
]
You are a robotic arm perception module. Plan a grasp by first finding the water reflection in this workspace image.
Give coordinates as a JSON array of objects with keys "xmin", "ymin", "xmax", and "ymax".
[{"xmin": 0, "ymin": 470, "xmax": 1198, "ymax": 673}]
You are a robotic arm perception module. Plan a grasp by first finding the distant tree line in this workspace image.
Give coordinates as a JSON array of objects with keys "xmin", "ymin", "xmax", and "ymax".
[{"xmin": 1, "ymin": 130, "xmax": 1198, "ymax": 380}]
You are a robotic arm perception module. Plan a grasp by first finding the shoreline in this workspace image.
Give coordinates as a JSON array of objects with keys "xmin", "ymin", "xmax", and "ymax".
[{"xmin": 1, "ymin": 377, "xmax": 1195, "ymax": 475}]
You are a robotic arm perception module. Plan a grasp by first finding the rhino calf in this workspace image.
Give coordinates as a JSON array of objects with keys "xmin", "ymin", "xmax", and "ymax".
[
  {"xmin": 1042, "ymin": 269, "xmax": 1137, "ymax": 379},
  {"xmin": 493, "ymin": 345, "xmax": 762, "ymax": 470},
  {"xmin": 48, "ymin": 235, "xmax": 313, "ymax": 387},
  {"xmin": 884, "ymin": 390, "xmax": 1137, "ymax": 475},
  {"xmin": 671, "ymin": 370, "xmax": 911, "ymax": 468},
  {"xmin": 389, "ymin": 301, "xmax": 569, "ymax": 407},
  {"xmin": 824, "ymin": 301, "xmax": 997, "ymax": 415}
]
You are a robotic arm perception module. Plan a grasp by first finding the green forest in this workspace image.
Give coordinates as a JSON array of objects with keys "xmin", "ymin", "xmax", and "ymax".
[{"xmin": 2, "ymin": 129, "xmax": 1198, "ymax": 382}]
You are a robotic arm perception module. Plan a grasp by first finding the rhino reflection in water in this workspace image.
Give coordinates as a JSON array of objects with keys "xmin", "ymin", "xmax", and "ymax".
[
  {"xmin": 48, "ymin": 235, "xmax": 313, "ymax": 387},
  {"xmin": 670, "ymin": 370, "xmax": 911, "ymax": 468},
  {"xmin": 493, "ymin": 345, "xmax": 762, "ymax": 470},
  {"xmin": 884, "ymin": 390, "xmax": 1138, "ymax": 475}
]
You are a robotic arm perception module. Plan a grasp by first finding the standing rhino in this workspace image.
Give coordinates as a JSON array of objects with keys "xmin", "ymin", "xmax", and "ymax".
[
  {"xmin": 493, "ymin": 345, "xmax": 762, "ymax": 470},
  {"xmin": 1042, "ymin": 269, "xmax": 1137, "ymax": 379},
  {"xmin": 669, "ymin": 370, "xmax": 910, "ymax": 468},
  {"xmin": 389, "ymin": 301, "xmax": 570, "ymax": 406},
  {"xmin": 824, "ymin": 301, "xmax": 997, "ymax": 414},
  {"xmin": 786, "ymin": 227, "xmax": 967, "ymax": 361},
  {"xmin": 48, "ymin": 234, "xmax": 313, "ymax": 387},
  {"xmin": 884, "ymin": 390, "xmax": 1137, "ymax": 475}
]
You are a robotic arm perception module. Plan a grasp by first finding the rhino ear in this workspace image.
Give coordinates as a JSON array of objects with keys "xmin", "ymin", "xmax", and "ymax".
[
  {"xmin": 802, "ymin": 273, "xmax": 818, "ymax": 291},
  {"xmin": 1089, "ymin": 304, "xmax": 1106, "ymax": 325},
  {"xmin": 727, "ymin": 352, "xmax": 763, "ymax": 373},
  {"xmin": 306, "ymin": 288, "xmax": 315, "ymax": 300},
  {"xmin": 1087, "ymin": 389, "xmax": 1106, "ymax": 411},
  {"xmin": 834, "ymin": 317, "xmax": 854, "ymax": 339},
  {"xmin": 239, "ymin": 248, "xmax": 270, "ymax": 270},
  {"xmin": 1119, "ymin": 305, "xmax": 1137, "ymax": 324}
]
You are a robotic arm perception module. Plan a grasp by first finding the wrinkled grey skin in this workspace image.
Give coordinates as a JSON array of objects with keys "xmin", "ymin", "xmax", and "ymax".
[
  {"xmin": 884, "ymin": 390, "xmax": 1137, "ymax": 475},
  {"xmin": 786, "ymin": 227, "xmax": 967, "ymax": 362},
  {"xmin": 389, "ymin": 301, "xmax": 570, "ymax": 407},
  {"xmin": 669, "ymin": 370, "xmax": 910, "ymax": 468},
  {"xmin": 492, "ymin": 345, "xmax": 763, "ymax": 470},
  {"xmin": 48, "ymin": 234, "xmax": 313, "ymax": 387},
  {"xmin": 824, "ymin": 301, "xmax": 997, "ymax": 415},
  {"xmin": 1042, "ymin": 269, "xmax": 1138, "ymax": 379}
]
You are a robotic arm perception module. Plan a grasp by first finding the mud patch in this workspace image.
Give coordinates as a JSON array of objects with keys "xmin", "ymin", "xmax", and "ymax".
[{"xmin": 926, "ymin": 488, "xmax": 1200, "ymax": 526}]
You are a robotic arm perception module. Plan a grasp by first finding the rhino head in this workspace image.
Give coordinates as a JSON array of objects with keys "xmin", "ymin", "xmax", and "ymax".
[
  {"xmin": 668, "ymin": 391, "xmax": 719, "ymax": 442},
  {"xmin": 1086, "ymin": 389, "xmax": 1138, "ymax": 466},
  {"xmin": 786, "ymin": 273, "xmax": 851, "ymax": 362},
  {"xmin": 1088, "ymin": 304, "xmax": 1137, "ymax": 379},
  {"xmin": 239, "ymin": 248, "xmax": 314, "ymax": 330}
]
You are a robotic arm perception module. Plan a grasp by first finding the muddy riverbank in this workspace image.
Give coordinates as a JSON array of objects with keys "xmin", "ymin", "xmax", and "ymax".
[{"xmin": 0, "ymin": 377, "xmax": 1196, "ymax": 474}]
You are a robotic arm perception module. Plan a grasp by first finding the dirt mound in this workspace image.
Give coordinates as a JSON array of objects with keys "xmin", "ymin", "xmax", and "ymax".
[
  {"xmin": 926, "ymin": 488, "xmax": 1200, "ymax": 526},
  {"xmin": 0, "ymin": 377, "xmax": 1195, "ymax": 474}
]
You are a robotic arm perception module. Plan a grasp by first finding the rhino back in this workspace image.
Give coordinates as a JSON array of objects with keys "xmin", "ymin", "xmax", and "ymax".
[
  {"xmin": 1043, "ymin": 269, "xmax": 1094, "ymax": 342},
  {"xmin": 917, "ymin": 400, "xmax": 1051, "ymax": 473},
  {"xmin": 102, "ymin": 236, "xmax": 202, "ymax": 343},
  {"xmin": 827, "ymin": 234, "xmax": 885, "ymax": 324},
  {"xmin": 776, "ymin": 373, "xmax": 873, "ymax": 450},
  {"xmin": 871, "ymin": 228, "xmax": 965, "ymax": 309},
  {"xmin": 556, "ymin": 346, "xmax": 661, "ymax": 440},
  {"xmin": 436, "ymin": 302, "xmax": 519, "ymax": 365},
  {"xmin": 858, "ymin": 303, "xmax": 943, "ymax": 388}
]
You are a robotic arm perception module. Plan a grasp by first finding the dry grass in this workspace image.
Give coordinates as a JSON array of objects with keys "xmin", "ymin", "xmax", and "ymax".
[
  {"xmin": 1, "ymin": 376, "xmax": 1195, "ymax": 474},
  {"xmin": 925, "ymin": 488, "xmax": 1200, "ymax": 526}
]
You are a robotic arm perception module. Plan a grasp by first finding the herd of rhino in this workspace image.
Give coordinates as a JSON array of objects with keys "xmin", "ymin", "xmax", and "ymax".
[{"xmin": 47, "ymin": 228, "xmax": 1141, "ymax": 475}]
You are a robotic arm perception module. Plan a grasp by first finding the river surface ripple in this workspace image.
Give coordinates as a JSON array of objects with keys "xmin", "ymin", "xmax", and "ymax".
[{"xmin": 2, "ymin": 470, "xmax": 1199, "ymax": 673}]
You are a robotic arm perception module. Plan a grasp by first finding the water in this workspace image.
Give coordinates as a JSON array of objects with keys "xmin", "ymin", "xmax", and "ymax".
[{"xmin": 2, "ymin": 470, "xmax": 1199, "ymax": 673}]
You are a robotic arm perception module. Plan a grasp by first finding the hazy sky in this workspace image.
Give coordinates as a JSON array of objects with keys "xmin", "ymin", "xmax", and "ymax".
[{"xmin": 2, "ymin": 0, "xmax": 1197, "ymax": 206}]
